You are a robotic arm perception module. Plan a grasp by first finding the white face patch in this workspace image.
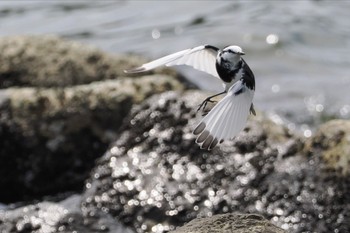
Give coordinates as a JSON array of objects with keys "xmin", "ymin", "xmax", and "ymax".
[{"xmin": 220, "ymin": 50, "xmax": 241, "ymax": 65}]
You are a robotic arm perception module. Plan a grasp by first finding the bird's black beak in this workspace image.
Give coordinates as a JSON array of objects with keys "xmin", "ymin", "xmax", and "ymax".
[{"xmin": 240, "ymin": 52, "xmax": 245, "ymax": 55}]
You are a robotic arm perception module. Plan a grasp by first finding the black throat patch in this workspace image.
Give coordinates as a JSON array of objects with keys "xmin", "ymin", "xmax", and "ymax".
[{"xmin": 216, "ymin": 59, "xmax": 242, "ymax": 83}]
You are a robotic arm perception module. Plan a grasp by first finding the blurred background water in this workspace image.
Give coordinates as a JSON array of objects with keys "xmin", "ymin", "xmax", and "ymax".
[{"xmin": 1, "ymin": 1, "xmax": 349, "ymax": 133}]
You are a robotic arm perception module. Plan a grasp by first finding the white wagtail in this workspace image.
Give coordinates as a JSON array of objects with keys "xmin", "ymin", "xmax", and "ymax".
[{"xmin": 124, "ymin": 45, "xmax": 256, "ymax": 150}]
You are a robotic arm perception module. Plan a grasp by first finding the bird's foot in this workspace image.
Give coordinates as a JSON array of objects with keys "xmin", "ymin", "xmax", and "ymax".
[
  {"xmin": 201, "ymin": 110, "xmax": 211, "ymax": 116},
  {"xmin": 250, "ymin": 103, "xmax": 256, "ymax": 116},
  {"xmin": 197, "ymin": 98, "xmax": 217, "ymax": 113}
]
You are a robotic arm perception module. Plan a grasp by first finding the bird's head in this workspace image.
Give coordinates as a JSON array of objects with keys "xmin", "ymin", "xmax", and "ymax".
[
  {"xmin": 219, "ymin": 45, "xmax": 245, "ymax": 64},
  {"xmin": 223, "ymin": 45, "xmax": 245, "ymax": 55}
]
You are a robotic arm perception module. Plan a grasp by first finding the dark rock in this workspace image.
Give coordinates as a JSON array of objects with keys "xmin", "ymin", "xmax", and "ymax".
[
  {"xmin": 170, "ymin": 213, "xmax": 286, "ymax": 233},
  {"xmin": 0, "ymin": 195, "xmax": 134, "ymax": 233},
  {"xmin": 81, "ymin": 90, "xmax": 349, "ymax": 233},
  {"xmin": 0, "ymin": 75, "xmax": 184, "ymax": 203},
  {"xmin": 304, "ymin": 119, "xmax": 350, "ymax": 175},
  {"xmin": 0, "ymin": 35, "xmax": 184, "ymax": 203}
]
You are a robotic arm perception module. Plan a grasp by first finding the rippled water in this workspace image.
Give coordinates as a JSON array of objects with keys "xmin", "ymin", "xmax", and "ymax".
[{"xmin": 1, "ymin": 1, "xmax": 350, "ymax": 128}]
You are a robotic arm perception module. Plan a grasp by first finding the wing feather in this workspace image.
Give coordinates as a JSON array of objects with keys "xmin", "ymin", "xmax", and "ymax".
[{"xmin": 124, "ymin": 45, "xmax": 220, "ymax": 79}]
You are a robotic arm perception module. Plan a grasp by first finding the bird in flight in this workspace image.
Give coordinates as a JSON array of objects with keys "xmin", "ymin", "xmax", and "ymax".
[{"xmin": 124, "ymin": 45, "xmax": 256, "ymax": 150}]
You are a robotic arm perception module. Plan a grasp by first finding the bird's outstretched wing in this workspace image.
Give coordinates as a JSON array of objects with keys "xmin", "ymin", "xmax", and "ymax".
[
  {"xmin": 124, "ymin": 45, "xmax": 220, "ymax": 79},
  {"xmin": 193, "ymin": 79, "xmax": 254, "ymax": 150}
]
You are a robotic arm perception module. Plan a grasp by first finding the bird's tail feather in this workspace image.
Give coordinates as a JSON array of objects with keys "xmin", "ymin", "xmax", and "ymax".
[{"xmin": 193, "ymin": 86, "xmax": 253, "ymax": 150}]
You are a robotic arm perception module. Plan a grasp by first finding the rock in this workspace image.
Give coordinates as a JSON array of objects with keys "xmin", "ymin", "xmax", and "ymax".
[
  {"xmin": 170, "ymin": 213, "xmax": 286, "ymax": 233},
  {"xmin": 0, "ymin": 195, "xmax": 134, "ymax": 233},
  {"xmin": 0, "ymin": 35, "xmax": 128, "ymax": 88},
  {"xmin": 0, "ymin": 75, "xmax": 184, "ymax": 203},
  {"xmin": 0, "ymin": 35, "xmax": 176, "ymax": 88},
  {"xmin": 304, "ymin": 119, "xmax": 350, "ymax": 175},
  {"xmin": 81, "ymin": 91, "xmax": 349, "ymax": 233}
]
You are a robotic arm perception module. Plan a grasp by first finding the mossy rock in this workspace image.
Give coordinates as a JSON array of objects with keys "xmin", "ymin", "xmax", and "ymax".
[
  {"xmin": 171, "ymin": 213, "xmax": 286, "ymax": 233},
  {"xmin": 0, "ymin": 35, "xmax": 174, "ymax": 88}
]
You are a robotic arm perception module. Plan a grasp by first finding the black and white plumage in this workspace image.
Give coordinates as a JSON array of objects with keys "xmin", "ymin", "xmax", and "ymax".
[{"xmin": 124, "ymin": 45, "xmax": 256, "ymax": 150}]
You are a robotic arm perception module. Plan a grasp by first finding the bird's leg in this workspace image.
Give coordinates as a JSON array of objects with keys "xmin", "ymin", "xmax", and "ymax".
[{"xmin": 197, "ymin": 91, "xmax": 226, "ymax": 112}]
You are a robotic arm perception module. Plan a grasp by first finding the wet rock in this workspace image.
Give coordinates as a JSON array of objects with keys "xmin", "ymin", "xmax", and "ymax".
[
  {"xmin": 0, "ymin": 75, "xmax": 183, "ymax": 203},
  {"xmin": 0, "ymin": 195, "xmax": 134, "ymax": 233},
  {"xmin": 0, "ymin": 35, "xmax": 175, "ymax": 88},
  {"xmin": 170, "ymin": 213, "xmax": 286, "ymax": 233},
  {"xmin": 81, "ymin": 90, "xmax": 348, "ymax": 233},
  {"xmin": 304, "ymin": 119, "xmax": 350, "ymax": 175}
]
